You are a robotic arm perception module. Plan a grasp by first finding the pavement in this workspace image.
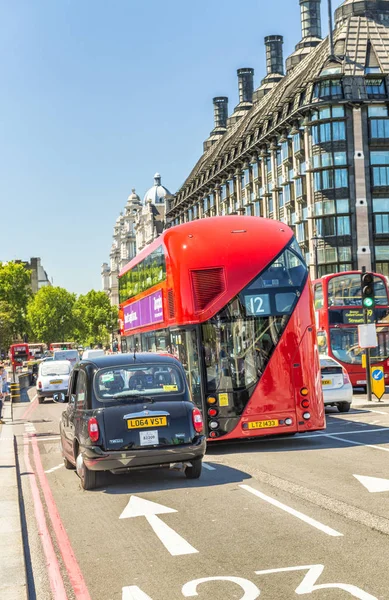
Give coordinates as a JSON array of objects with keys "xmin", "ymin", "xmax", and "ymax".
[
  {"xmin": 0, "ymin": 399, "xmax": 28, "ymax": 600},
  {"xmin": 5, "ymin": 389, "xmax": 389, "ymax": 599}
]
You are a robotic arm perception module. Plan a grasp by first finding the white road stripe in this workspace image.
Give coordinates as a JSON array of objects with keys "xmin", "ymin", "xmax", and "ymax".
[
  {"xmin": 327, "ymin": 434, "xmax": 389, "ymax": 453},
  {"xmin": 35, "ymin": 436, "xmax": 61, "ymax": 442},
  {"xmin": 239, "ymin": 484, "xmax": 343, "ymax": 537},
  {"xmin": 367, "ymin": 409, "xmax": 388, "ymax": 415},
  {"xmin": 203, "ymin": 463, "xmax": 216, "ymax": 471},
  {"xmin": 44, "ymin": 463, "xmax": 64, "ymax": 474},
  {"xmin": 301, "ymin": 427, "xmax": 389, "ymax": 439}
]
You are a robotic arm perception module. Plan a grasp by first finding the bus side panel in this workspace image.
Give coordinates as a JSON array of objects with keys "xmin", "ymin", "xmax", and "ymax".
[{"xmin": 218, "ymin": 283, "xmax": 325, "ymax": 441}]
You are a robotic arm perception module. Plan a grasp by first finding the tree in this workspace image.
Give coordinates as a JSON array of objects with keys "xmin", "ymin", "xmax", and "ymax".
[
  {"xmin": 27, "ymin": 286, "xmax": 76, "ymax": 346},
  {"xmin": 0, "ymin": 262, "xmax": 32, "ymax": 341},
  {"xmin": 73, "ymin": 290, "xmax": 118, "ymax": 347}
]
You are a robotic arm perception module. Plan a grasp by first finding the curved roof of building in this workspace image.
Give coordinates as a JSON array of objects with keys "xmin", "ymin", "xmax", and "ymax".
[{"xmin": 143, "ymin": 173, "xmax": 172, "ymax": 204}]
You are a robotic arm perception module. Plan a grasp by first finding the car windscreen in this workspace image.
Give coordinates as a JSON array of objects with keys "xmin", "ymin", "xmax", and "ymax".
[
  {"xmin": 94, "ymin": 364, "xmax": 184, "ymax": 401},
  {"xmin": 41, "ymin": 363, "xmax": 71, "ymax": 376}
]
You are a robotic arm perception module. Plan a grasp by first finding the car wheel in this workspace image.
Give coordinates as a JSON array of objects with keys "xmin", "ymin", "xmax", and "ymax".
[
  {"xmin": 76, "ymin": 451, "xmax": 96, "ymax": 490},
  {"xmin": 185, "ymin": 458, "xmax": 202, "ymax": 479},
  {"xmin": 338, "ymin": 402, "xmax": 351, "ymax": 413}
]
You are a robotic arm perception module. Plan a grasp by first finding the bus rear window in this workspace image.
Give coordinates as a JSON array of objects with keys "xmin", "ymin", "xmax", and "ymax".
[{"xmin": 328, "ymin": 274, "xmax": 388, "ymax": 307}]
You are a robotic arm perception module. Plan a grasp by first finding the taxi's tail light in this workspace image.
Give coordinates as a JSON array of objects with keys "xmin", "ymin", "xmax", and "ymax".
[
  {"xmin": 343, "ymin": 369, "xmax": 351, "ymax": 385},
  {"xmin": 38, "ymin": 381, "xmax": 42, "ymax": 389},
  {"xmin": 192, "ymin": 408, "xmax": 203, "ymax": 434},
  {"xmin": 88, "ymin": 417, "xmax": 99, "ymax": 442}
]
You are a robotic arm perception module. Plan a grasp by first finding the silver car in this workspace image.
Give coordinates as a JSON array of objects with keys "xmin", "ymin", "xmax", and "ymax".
[{"xmin": 320, "ymin": 355, "xmax": 353, "ymax": 413}]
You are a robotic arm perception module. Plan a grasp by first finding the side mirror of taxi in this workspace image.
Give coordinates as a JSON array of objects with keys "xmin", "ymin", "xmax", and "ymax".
[{"xmin": 53, "ymin": 392, "xmax": 67, "ymax": 403}]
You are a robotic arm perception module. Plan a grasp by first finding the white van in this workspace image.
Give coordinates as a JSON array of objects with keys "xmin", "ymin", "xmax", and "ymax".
[
  {"xmin": 81, "ymin": 349, "xmax": 105, "ymax": 360},
  {"xmin": 53, "ymin": 349, "xmax": 79, "ymax": 369}
]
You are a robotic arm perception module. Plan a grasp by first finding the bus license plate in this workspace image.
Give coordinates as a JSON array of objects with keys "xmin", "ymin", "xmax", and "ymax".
[
  {"xmin": 127, "ymin": 417, "xmax": 167, "ymax": 429},
  {"xmin": 248, "ymin": 420, "xmax": 279, "ymax": 430},
  {"xmin": 322, "ymin": 379, "xmax": 332, "ymax": 386}
]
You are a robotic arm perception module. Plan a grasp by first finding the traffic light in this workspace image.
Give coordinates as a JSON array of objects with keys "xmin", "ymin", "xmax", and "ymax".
[{"xmin": 361, "ymin": 272, "xmax": 375, "ymax": 309}]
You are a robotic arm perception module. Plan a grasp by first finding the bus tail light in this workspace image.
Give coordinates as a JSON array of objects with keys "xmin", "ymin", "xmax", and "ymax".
[
  {"xmin": 208, "ymin": 408, "xmax": 218, "ymax": 417},
  {"xmin": 343, "ymin": 369, "xmax": 351, "ymax": 385},
  {"xmin": 88, "ymin": 417, "xmax": 100, "ymax": 442},
  {"xmin": 209, "ymin": 421, "xmax": 219, "ymax": 430},
  {"xmin": 300, "ymin": 387, "xmax": 309, "ymax": 396},
  {"xmin": 303, "ymin": 412, "xmax": 311, "ymax": 420},
  {"xmin": 285, "ymin": 418, "xmax": 293, "ymax": 426},
  {"xmin": 301, "ymin": 399, "xmax": 310, "ymax": 409},
  {"xmin": 207, "ymin": 396, "xmax": 217, "ymax": 405},
  {"xmin": 192, "ymin": 408, "xmax": 203, "ymax": 434},
  {"xmin": 209, "ymin": 431, "xmax": 219, "ymax": 438}
]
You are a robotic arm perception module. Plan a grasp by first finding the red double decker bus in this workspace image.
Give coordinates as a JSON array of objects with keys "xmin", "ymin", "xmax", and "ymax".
[
  {"xmin": 49, "ymin": 342, "xmax": 75, "ymax": 352},
  {"xmin": 9, "ymin": 343, "xmax": 31, "ymax": 368},
  {"xmin": 118, "ymin": 216, "xmax": 324, "ymax": 441},
  {"xmin": 313, "ymin": 271, "xmax": 389, "ymax": 388}
]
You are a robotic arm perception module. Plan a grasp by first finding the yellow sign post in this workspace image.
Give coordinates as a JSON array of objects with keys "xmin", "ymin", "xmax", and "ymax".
[{"xmin": 370, "ymin": 366, "xmax": 385, "ymax": 400}]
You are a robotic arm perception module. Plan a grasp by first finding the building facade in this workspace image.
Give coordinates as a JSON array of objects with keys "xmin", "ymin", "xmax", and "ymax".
[
  {"xmin": 167, "ymin": 0, "xmax": 389, "ymax": 279},
  {"xmin": 102, "ymin": 174, "xmax": 172, "ymax": 305},
  {"xmin": 15, "ymin": 257, "xmax": 51, "ymax": 294}
]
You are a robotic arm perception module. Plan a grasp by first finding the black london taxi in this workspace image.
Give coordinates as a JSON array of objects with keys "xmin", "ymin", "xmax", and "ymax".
[{"xmin": 56, "ymin": 353, "xmax": 206, "ymax": 490}]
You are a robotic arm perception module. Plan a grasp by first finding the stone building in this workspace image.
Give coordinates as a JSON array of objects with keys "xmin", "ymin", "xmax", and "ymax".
[
  {"xmin": 102, "ymin": 189, "xmax": 141, "ymax": 306},
  {"xmin": 15, "ymin": 257, "xmax": 51, "ymax": 294},
  {"xmin": 167, "ymin": 0, "xmax": 389, "ymax": 279},
  {"xmin": 102, "ymin": 174, "xmax": 172, "ymax": 305}
]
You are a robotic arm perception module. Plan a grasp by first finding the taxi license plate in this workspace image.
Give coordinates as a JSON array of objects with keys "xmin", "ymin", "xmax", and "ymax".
[
  {"xmin": 248, "ymin": 420, "xmax": 279, "ymax": 430},
  {"xmin": 50, "ymin": 379, "xmax": 63, "ymax": 385},
  {"xmin": 322, "ymin": 379, "xmax": 332, "ymax": 386},
  {"xmin": 127, "ymin": 416, "xmax": 167, "ymax": 429}
]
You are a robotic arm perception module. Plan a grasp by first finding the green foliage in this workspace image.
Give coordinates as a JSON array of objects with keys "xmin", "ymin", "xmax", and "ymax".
[
  {"xmin": 73, "ymin": 290, "xmax": 118, "ymax": 347},
  {"xmin": 0, "ymin": 262, "xmax": 32, "ymax": 340},
  {"xmin": 27, "ymin": 286, "xmax": 76, "ymax": 346}
]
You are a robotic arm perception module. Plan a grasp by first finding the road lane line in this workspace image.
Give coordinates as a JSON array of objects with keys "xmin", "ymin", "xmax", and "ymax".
[
  {"xmin": 23, "ymin": 435, "xmax": 67, "ymax": 599},
  {"xmin": 239, "ymin": 484, "xmax": 343, "ymax": 537},
  {"xmin": 30, "ymin": 435, "xmax": 92, "ymax": 600},
  {"xmin": 203, "ymin": 463, "xmax": 216, "ymax": 471},
  {"xmin": 300, "ymin": 427, "xmax": 389, "ymax": 438},
  {"xmin": 45, "ymin": 463, "xmax": 64, "ymax": 474},
  {"xmin": 367, "ymin": 409, "xmax": 388, "ymax": 415},
  {"xmin": 327, "ymin": 434, "xmax": 389, "ymax": 453},
  {"xmin": 36, "ymin": 436, "xmax": 61, "ymax": 442}
]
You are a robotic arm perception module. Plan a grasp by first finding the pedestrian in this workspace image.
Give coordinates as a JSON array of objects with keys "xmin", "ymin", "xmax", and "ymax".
[{"xmin": 0, "ymin": 364, "xmax": 7, "ymax": 424}]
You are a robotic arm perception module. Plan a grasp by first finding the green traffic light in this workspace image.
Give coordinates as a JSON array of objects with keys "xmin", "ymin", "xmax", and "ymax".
[{"xmin": 363, "ymin": 297, "xmax": 375, "ymax": 308}]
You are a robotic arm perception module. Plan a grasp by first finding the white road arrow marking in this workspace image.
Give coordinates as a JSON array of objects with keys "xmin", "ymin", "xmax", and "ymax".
[
  {"xmin": 120, "ymin": 496, "xmax": 198, "ymax": 556},
  {"xmin": 122, "ymin": 586, "xmax": 153, "ymax": 599},
  {"xmin": 354, "ymin": 474, "xmax": 389, "ymax": 493}
]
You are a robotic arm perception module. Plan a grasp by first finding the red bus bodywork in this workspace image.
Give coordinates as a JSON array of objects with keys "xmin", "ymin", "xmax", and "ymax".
[
  {"xmin": 313, "ymin": 271, "xmax": 389, "ymax": 387},
  {"xmin": 49, "ymin": 342, "xmax": 74, "ymax": 352},
  {"xmin": 119, "ymin": 216, "xmax": 325, "ymax": 441},
  {"xmin": 9, "ymin": 343, "xmax": 31, "ymax": 368}
]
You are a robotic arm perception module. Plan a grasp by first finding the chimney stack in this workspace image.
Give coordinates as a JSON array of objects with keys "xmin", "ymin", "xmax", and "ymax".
[
  {"xmin": 300, "ymin": 0, "xmax": 321, "ymax": 39},
  {"xmin": 237, "ymin": 68, "xmax": 254, "ymax": 103},
  {"xmin": 265, "ymin": 35, "xmax": 284, "ymax": 76},
  {"xmin": 203, "ymin": 97, "xmax": 229, "ymax": 152},
  {"xmin": 213, "ymin": 96, "xmax": 229, "ymax": 129}
]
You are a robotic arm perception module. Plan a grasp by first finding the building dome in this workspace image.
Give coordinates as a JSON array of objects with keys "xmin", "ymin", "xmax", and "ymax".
[
  {"xmin": 127, "ymin": 188, "xmax": 141, "ymax": 205},
  {"xmin": 143, "ymin": 173, "xmax": 172, "ymax": 205}
]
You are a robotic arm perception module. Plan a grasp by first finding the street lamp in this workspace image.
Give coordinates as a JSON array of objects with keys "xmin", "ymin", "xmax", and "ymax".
[{"xmin": 311, "ymin": 233, "xmax": 323, "ymax": 280}]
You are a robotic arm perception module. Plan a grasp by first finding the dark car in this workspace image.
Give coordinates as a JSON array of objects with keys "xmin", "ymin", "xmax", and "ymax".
[{"xmin": 57, "ymin": 353, "xmax": 206, "ymax": 490}]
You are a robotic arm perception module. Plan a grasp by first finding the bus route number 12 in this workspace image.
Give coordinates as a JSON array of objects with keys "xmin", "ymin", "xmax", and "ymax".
[{"xmin": 246, "ymin": 294, "xmax": 270, "ymax": 316}]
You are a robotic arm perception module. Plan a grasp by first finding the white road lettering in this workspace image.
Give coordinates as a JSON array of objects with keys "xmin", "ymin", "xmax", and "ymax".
[
  {"xmin": 44, "ymin": 464, "xmax": 64, "ymax": 474},
  {"xmin": 182, "ymin": 576, "xmax": 260, "ymax": 599},
  {"xmin": 255, "ymin": 564, "xmax": 377, "ymax": 599},
  {"xmin": 239, "ymin": 485, "xmax": 343, "ymax": 537},
  {"xmin": 120, "ymin": 496, "xmax": 198, "ymax": 556},
  {"xmin": 122, "ymin": 586, "xmax": 153, "ymax": 599},
  {"xmin": 354, "ymin": 474, "xmax": 389, "ymax": 493}
]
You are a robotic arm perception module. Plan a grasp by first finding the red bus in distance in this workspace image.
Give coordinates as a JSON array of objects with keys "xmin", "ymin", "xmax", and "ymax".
[
  {"xmin": 118, "ymin": 216, "xmax": 325, "ymax": 441},
  {"xmin": 9, "ymin": 343, "xmax": 31, "ymax": 368},
  {"xmin": 49, "ymin": 342, "xmax": 75, "ymax": 352},
  {"xmin": 313, "ymin": 271, "xmax": 389, "ymax": 388}
]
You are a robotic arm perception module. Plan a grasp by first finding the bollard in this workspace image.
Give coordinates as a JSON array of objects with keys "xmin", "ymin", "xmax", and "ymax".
[{"xmin": 10, "ymin": 382, "xmax": 21, "ymax": 403}]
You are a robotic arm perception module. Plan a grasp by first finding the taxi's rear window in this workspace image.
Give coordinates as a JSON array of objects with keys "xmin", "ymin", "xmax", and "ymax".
[{"xmin": 94, "ymin": 364, "xmax": 184, "ymax": 400}]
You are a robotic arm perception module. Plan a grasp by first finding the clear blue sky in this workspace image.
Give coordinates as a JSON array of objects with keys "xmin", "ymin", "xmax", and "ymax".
[{"xmin": 0, "ymin": 0, "xmax": 343, "ymax": 295}]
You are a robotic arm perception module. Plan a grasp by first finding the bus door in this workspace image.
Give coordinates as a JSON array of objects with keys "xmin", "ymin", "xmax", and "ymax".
[{"xmin": 170, "ymin": 328, "xmax": 203, "ymax": 411}]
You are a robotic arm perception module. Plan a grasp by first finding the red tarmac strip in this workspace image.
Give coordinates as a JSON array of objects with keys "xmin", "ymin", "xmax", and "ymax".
[
  {"xmin": 23, "ymin": 434, "xmax": 68, "ymax": 599},
  {"xmin": 20, "ymin": 396, "xmax": 38, "ymax": 420},
  {"xmin": 30, "ymin": 435, "xmax": 92, "ymax": 600}
]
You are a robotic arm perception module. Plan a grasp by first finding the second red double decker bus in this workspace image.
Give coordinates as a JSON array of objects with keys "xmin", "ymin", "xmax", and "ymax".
[
  {"xmin": 313, "ymin": 271, "xmax": 389, "ymax": 388},
  {"xmin": 118, "ymin": 216, "xmax": 325, "ymax": 441}
]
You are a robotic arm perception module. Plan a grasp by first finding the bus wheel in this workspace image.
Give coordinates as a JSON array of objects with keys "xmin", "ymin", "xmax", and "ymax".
[
  {"xmin": 338, "ymin": 402, "xmax": 351, "ymax": 413},
  {"xmin": 185, "ymin": 458, "xmax": 202, "ymax": 479}
]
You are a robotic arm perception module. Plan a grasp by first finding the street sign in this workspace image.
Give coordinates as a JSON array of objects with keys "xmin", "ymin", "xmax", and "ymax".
[
  {"xmin": 371, "ymin": 366, "xmax": 385, "ymax": 400},
  {"xmin": 358, "ymin": 324, "xmax": 378, "ymax": 348},
  {"xmin": 119, "ymin": 495, "xmax": 198, "ymax": 556}
]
